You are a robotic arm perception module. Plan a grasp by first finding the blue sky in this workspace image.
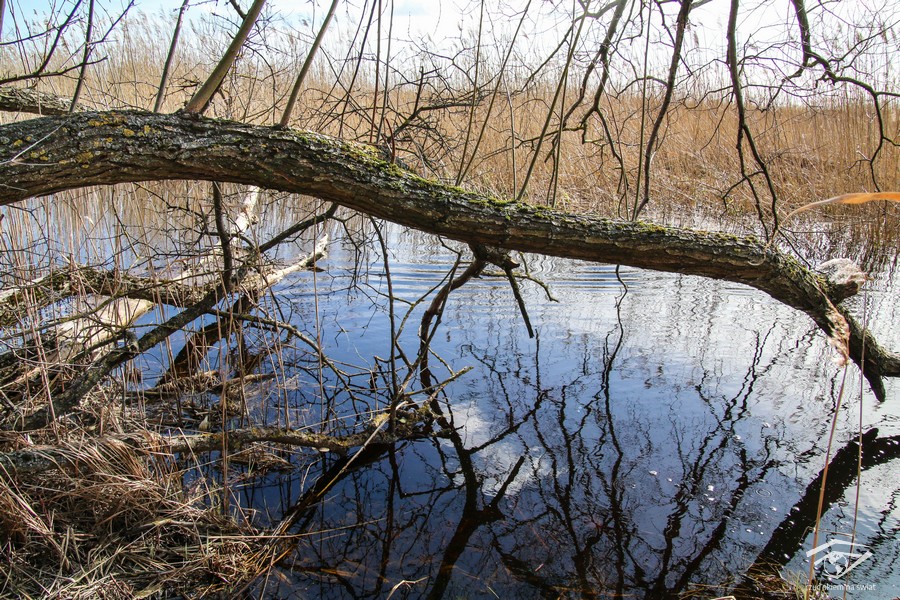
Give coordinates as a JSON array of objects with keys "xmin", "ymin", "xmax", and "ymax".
[
  {"xmin": 3, "ymin": 0, "xmax": 472, "ymax": 52},
  {"xmin": 5, "ymin": 0, "xmax": 457, "ymax": 32},
  {"xmin": 5, "ymin": 0, "xmax": 895, "ymax": 82}
]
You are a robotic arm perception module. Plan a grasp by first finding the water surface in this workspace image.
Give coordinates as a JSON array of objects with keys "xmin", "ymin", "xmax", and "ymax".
[
  {"xmin": 2, "ymin": 196, "xmax": 897, "ymax": 599},
  {"xmin": 244, "ymin": 225, "xmax": 900, "ymax": 599}
]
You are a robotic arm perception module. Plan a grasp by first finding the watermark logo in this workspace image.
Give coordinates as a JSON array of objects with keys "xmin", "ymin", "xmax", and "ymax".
[{"xmin": 806, "ymin": 537, "xmax": 873, "ymax": 581}]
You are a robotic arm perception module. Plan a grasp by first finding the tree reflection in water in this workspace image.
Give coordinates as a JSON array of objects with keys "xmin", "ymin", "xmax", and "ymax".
[{"xmin": 244, "ymin": 230, "xmax": 899, "ymax": 599}]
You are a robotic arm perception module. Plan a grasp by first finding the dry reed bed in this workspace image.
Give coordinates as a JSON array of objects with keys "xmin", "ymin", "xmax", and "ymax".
[
  {"xmin": 4, "ymin": 13, "xmax": 897, "ymax": 233},
  {"xmin": 0, "ymin": 428, "xmax": 259, "ymax": 599}
]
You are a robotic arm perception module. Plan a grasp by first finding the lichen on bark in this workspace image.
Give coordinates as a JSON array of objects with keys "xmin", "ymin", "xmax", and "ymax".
[{"xmin": 0, "ymin": 109, "xmax": 896, "ymax": 398}]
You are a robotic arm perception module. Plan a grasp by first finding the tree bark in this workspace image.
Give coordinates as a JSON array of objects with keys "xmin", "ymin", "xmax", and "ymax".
[
  {"xmin": 0, "ymin": 110, "xmax": 897, "ymax": 396},
  {"xmin": 0, "ymin": 86, "xmax": 72, "ymax": 115}
]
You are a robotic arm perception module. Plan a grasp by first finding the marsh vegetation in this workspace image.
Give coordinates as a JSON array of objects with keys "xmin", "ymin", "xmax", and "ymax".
[{"xmin": 0, "ymin": 0, "xmax": 898, "ymax": 598}]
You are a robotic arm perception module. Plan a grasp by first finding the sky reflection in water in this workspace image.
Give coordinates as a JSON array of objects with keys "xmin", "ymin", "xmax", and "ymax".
[{"xmin": 239, "ymin": 225, "xmax": 900, "ymax": 599}]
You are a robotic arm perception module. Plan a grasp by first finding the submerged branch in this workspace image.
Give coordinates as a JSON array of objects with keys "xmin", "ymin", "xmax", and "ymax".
[
  {"xmin": 11, "ymin": 244, "xmax": 328, "ymax": 430},
  {"xmin": 0, "ymin": 111, "xmax": 897, "ymax": 396},
  {"xmin": 0, "ymin": 405, "xmax": 436, "ymax": 476},
  {"xmin": 0, "ymin": 265, "xmax": 213, "ymax": 327}
]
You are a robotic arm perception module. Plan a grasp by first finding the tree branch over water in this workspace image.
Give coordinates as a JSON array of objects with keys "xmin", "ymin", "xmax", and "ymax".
[{"xmin": 0, "ymin": 110, "xmax": 897, "ymax": 397}]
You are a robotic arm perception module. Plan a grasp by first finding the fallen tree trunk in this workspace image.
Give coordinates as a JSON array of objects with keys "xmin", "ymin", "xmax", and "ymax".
[
  {"xmin": 0, "ymin": 295, "xmax": 152, "ymax": 409},
  {"xmin": 10, "ymin": 245, "xmax": 328, "ymax": 430},
  {"xmin": 0, "ymin": 110, "xmax": 896, "ymax": 397},
  {"xmin": 0, "ymin": 266, "xmax": 205, "ymax": 328},
  {"xmin": 0, "ymin": 86, "xmax": 72, "ymax": 115}
]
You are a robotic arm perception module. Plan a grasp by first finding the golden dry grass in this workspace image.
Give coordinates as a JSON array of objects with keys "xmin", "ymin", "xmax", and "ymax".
[
  {"xmin": 4, "ymin": 11, "xmax": 898, "ymax": 239},
  {"xmin": 0, "ymin": 430, "xmax": 260, "ymax": 599}
]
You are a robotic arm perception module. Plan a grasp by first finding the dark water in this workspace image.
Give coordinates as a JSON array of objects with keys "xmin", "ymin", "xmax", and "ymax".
[
  {"xmin": 1, "ymin": 197, "xmax": 897, "ymax": 599},
  {"xmin": 234, "ymin": 225, "xmax": 899, "ymax": 599}
]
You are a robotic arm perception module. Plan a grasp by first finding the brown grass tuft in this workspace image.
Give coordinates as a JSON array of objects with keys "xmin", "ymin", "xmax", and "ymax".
[{"xmin": 0, "ymin": 435, "xmax": 260, "ymax": 599}]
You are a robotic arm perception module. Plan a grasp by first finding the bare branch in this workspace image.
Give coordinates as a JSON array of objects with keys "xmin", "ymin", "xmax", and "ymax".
[
  {"xmin": 182, "ymin": 0, "xmax": 267, "ymax": 115},
  {"xmin": 154, "ymin": 0, "xmax": 191, "ymax": 113},
  {"xmin": 279, "ymin": 0, "xmax": 340, "ymax": 127},
  {"xmin": 0, "ymin": 111, "xmax": 896, "ymax": 396}
]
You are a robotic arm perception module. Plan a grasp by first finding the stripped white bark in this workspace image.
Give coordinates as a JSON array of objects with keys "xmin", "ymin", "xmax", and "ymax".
[{"xmin": 56, "ymin": 297, "xmax": 154, "ymax": 361}]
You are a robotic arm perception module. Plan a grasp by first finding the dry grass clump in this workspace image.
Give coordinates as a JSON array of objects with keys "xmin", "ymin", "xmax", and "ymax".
[
  {"xmin": 0, "ymin": 432, "xmax": 259, "ymax": 599},
  {"xmin": 679, "ymin": 564, "xmax": 833, "ymax": 600}
]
